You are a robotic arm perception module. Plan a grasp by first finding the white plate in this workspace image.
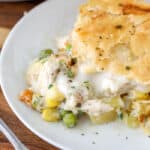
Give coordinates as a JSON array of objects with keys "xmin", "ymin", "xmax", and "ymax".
[{"xmin": 1, "ymin": 0, "xmax": 150, "ymax": 150}]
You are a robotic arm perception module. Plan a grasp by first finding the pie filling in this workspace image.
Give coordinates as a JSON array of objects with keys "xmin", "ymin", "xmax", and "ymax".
[{"xmin": 19, "ymin": 43, "xmax": 150, "ymax": 132}]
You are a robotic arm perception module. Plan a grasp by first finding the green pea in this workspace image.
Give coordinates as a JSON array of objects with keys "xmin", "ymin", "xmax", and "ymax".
[
  {"xmin": 83, "ymin": 81, "xmax": 90, "ymax": 90},
  {"xmin": 59, "ymin": 109, "xmax": 70, "ymax": 119},
  {"xmin": 63, "ymin": 113, "xmax": 77, "ymax": 128},
  {"xmin": 118, "ymin": 112, "xmax": 123, "ymax": 120},
  {"xmin": 66, "ymin": 44, "xmax": 72, "ymax": 52},
  {"xmin": 66, "ymin": 69, "xmax": 74, "ymax": 78},
  {"xmin": 77, "ymin": 110, "xmax": 84, "ymax": 118},
  {"xmin": 39, "ymin": 49, "xmax": 53, "ymax": 60},
  {"xmin": 48, "ymin": 84, "xmax": 53, "ymax": 89}
]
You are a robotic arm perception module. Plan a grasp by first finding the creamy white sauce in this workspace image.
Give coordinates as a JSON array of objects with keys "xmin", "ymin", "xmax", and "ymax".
[
  {"xmin": 81, "ymin": 100, "xmax": 113, "ymax": 116},
  {"xmin": 56, "ymin": 72, "xmax": 69, "ymax": 97},
  {"xmin": 55, "ymin": 65, "xmax": 133, "ymax": 113},
  {"xmin": 63, "ymin": 95, "xmax": 79, "ymax": 114},
  {"xmin": 75, "ymin": 64, "xmax": 135, "ymax": 97},
  {"xmin": 27, "ymin": 55, "xmax": 149, "ymax": 116},
  {"xmin": 37, "ymin": 61, "xmax": 56, "ymax": 95},
  {"xmin": 28, "ymin": 57, "xmax": 59, "ymax": 96},
  {"xmin": 56, "ymin": 72, "xmax": 94, "ymax": 113},
  {"xmin": 57, "ymin": 36, "xmax": 69, "ymax": 49}
]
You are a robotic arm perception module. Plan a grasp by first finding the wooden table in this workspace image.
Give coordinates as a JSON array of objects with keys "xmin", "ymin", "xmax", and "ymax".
[{"xmin": 0, "ymin": 1, "xmax": 59, "ymax": 150}]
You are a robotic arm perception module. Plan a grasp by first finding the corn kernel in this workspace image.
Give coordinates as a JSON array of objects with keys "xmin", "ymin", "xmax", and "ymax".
[
  {"xmin": 46, "ymin": 100, "xmax": 60, "ymax": 108},
  {"xmin": 45, "ymin": 85, "xmax": 65, "ymax": 108},
  {"xmin": 42, "ymin": 108, "xmax": 60, "ymax": 122}
]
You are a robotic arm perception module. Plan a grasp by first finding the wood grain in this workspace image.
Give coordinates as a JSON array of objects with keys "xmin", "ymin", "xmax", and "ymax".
[
  {"xmin": 0, "ymin": 27, "xmax": 10, "ymax": 47},
  {"xmin": 0, "ymin": 1, "xmax": 59, "ymax": 150},
  {"xmin": 0, "ymin": 1, "xmax": 43, "ymax": 28}
]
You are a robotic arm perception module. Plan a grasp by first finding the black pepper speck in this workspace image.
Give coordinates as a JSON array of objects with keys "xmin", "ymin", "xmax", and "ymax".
[
  {"xmin": 68, "ymin": 80, "xmax": 72, "ymax": 83},
  {"xmin": 81, "ymin": 133, "xmax": 85, "ymax": 136},
  {"xmin": 99, "ymin": 36, "xmax": 103, "ymax": 39},
  {"xmin": 125, "ymin": 66, "xmax": 131, "ymax": 70},
  {"xmin": 92, "ymin": 141, "xmax": 96, "ymax": 144},
  {"xmin": 115, "ymin": 25, "xmax": 123, "ymax": 29}
]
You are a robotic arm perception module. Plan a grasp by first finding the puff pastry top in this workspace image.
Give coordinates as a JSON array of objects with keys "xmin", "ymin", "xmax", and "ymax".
[{"xmin": 71, "ymin": 0, "xmax": 150, "ymax": 84}]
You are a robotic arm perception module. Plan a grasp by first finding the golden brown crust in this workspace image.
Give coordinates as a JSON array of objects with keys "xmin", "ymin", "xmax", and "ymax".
[
  {"xmin": 80, "ymin": 0, "xmax": 148, "ymax": 15},
  {"xmin": 122, "ymin": 3, "xmax": 150, "ymax": 15},
  {"xmin": 71, "ymin": 0, "xmax": 150, "ymax": 83}
]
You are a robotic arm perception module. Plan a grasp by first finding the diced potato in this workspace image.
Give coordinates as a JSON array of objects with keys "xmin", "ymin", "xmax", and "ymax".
[
  {"xmin": 45, "ymin": 85, "xmax": 65, "ymax": 108},
  {"xmin": 108, "ymin": 96, "xmax": 124, "ymax": 109},
  {"xmin": 42, "ymin": 108, "xmax": 60, "ymax": 122},
  {"xmin": 132, "ymin": 101, "xmax": 150, "ymax": 117},
  {"xmin": 89, "ymin": 110, "xmax": 117, "ymax": 124},
  {"xmin": 123, "ymin": 113, "xmax": 139, "ymax": 128},
  {"xmin": 142, "ymin": 126, "xmax": 150, "ymax": 135},
  {"xmin": 122, "ymin": 112, "xmax": 128, "ymax": 122},
  {"xmin": 131, "ymin": 90, "xmax": 149, "ymax": 100},
  {"xmin": 127, "ymin": 116, "xmax": 139, "ymax": 128},
  {"xmin": 142, "ymin": 118, "xmax": 150, "ymax": 135},
  {"xmin": 19, "ymin": 89, "xmax": 33, "ymax": 106}
]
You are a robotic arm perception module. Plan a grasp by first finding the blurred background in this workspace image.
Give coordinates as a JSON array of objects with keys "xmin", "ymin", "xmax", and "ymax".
[
  {"xmin": 0, "ymin": 0, "xmax": 59, "ymax": 150},
  {"xmin": 0, "ymin": 0, "xmax": 43, "ymax": 28}
]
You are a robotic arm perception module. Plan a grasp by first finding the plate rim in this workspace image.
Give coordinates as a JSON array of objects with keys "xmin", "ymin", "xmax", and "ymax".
[{"xmin": 2, "ymin": 1, "xmax": 150, "ymax": 150}]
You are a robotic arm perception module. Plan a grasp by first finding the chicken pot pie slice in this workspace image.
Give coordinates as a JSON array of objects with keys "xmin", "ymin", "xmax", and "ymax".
[{"xmin": 19, "ymin": 0, "xmax": 150, "ymax": 133}]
